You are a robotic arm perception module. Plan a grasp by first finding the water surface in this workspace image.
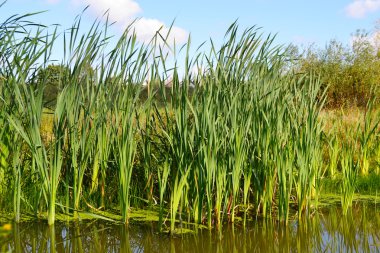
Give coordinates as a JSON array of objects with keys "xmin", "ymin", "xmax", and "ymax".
[{"xmin": 1, "ymin": 205, "xmax": 380, "ymax": 252}]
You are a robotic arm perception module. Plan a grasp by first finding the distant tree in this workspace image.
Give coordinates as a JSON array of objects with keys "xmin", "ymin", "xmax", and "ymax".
[
  {"xmin": 294, "ymin": 30, "xmax": 380, "ymax": 108},
  {"xmin": 35, "ymin": 64, "xmax": 70, "ymax": 107}
]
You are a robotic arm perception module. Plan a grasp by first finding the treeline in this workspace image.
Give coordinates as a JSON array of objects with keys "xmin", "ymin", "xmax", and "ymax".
[
  {"xmin": 23, "ymin": 64, "xmax": 177, "ymax": 108},
  {"xmin": 290, "ymin": 29, "xmax": 380, "ymax": 108},
  {"xmin": 32, "ymin": 28, "xmax": 380, "ymax": 109}
]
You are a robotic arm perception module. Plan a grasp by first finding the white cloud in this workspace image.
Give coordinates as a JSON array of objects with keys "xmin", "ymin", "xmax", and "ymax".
[
  {"xmin": 132, "ymin": 18, "xmax": 188, "ymax": 44},
  {"xmin": 77, "ymin": 0, "xmax": 141, "ymax": 22},
  {"xmin": 72, "ymin": 0, "xmax": 188, "ymax": 45},
  {"xmin": 345, "ymin": 0, "xmax": 380, "ymax": 18}
]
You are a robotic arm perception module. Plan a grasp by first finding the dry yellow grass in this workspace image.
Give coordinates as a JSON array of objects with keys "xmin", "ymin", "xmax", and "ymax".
[
  {"xmin": 320, "ymin": 107, "xmax": 364, "ymax": 133},
  {"xmin": 40, "ymin": 108, "xmax": 54, "ymax": 143}
]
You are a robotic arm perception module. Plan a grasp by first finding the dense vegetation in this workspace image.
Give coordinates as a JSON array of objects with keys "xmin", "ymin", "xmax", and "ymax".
[
  {"xmin": 291, "ymin": 29, "xmax": 380, "ymax": 108},
  {"xmin": 1, "ymin": 10, "xmax": 380, "ymax": 232}
]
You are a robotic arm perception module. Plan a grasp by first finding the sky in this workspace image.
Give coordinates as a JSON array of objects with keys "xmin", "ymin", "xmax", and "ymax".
[{"xmin": 1, "ymin": 0, "xmax": 380, "ymax": 60}]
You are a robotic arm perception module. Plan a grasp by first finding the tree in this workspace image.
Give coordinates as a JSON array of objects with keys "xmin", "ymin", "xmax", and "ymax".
[
  {"xmin": 294, "ymin": 32, "xmax": 380, "ymax": 107},
  {"xmin": 35, "ymin": 64, "xmax": 70, "ymax": 107}
]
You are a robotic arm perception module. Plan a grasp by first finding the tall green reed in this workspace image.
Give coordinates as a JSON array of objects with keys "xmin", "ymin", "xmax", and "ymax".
[
  {"xmin": 358, "ymin": 99, "xmax": 380, "ymax": 176},
  {"xmin": 0, "ymin": 7, "xmax": 330, "ymax": 229},
  {"xmin": 4, "ymin": 23, "xmax": 70, "ymax": 225},
  {"xmin": 340, "ymin": 142, "xmax": 358, "ymax": 216}
]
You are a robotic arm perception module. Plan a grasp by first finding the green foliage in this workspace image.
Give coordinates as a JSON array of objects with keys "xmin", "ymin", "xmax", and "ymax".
[
  {"xmin": 340, "ymin": 142, "xmax": 358, "ymax": 215},
  {"xmin": 355, "ymin": 174, "xmax": 380, "ymax": 194},
  {"xmin": 0, "ymin": 136, "xmax": 9, "ymax": 203},
  {"xmin": 293, "ymin": 29, "xmax": 380, "ymax": 107},
  {"xmin": 35, "ymin": 64, "xmax": 70, "ymax": 107}
]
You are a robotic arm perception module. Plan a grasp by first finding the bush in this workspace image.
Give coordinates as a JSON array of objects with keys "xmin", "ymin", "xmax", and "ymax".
[{"xmin": 292, "ymin": 29, "xmax": 380, "ymax": 108}]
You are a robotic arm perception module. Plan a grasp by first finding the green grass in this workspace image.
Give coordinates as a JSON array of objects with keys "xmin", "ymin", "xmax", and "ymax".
[{"xmin": 323, "ymin": 174, "xmax": 380, "ymax": 195}]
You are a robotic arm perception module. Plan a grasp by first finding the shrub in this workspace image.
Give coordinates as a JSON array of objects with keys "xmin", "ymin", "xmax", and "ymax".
[{"xmin": 292, "ymin": 29, "xmax": 380, "ymax": 108}]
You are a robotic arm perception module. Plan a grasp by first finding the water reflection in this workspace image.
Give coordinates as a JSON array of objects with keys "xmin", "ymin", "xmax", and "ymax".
[{"xmin": 1, "ymin": 205, "xmax": 380, "ymax": 252}]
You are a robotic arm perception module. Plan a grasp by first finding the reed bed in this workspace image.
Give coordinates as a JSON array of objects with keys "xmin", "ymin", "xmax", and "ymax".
[{"xmin": 1, "ymin": 9, "xmax": 379, "ymax": 231}]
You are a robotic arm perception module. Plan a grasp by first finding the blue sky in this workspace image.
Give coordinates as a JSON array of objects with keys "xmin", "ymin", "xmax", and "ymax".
[{"xmin": 1, "ymin": 0, "xmax": 380, "ymax": 57}]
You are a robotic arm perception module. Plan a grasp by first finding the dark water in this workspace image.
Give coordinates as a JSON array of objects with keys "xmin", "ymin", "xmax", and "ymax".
[{"xmin": 1, "ymin": 205, "xmax": 380, "ymax": 252}]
